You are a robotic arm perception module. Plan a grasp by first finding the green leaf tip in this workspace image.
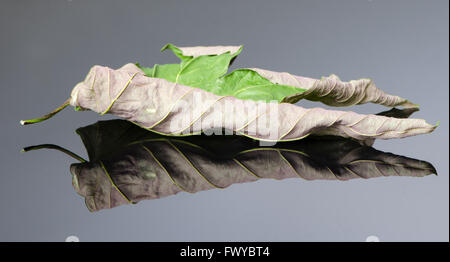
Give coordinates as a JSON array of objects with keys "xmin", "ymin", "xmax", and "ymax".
[
  {"xmin": 160, "ymin": 43, "xmax": 183, "ymax": 56},
  {"xmin": 403, "ymin": 100, "xmax": 420, "ymax": 108},
  {"xmin": 160, "ymin": 43, "xmax": 176, "ymax": 52}
]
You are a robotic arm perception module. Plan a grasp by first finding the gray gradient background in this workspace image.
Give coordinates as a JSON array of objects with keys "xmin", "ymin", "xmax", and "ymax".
[{"xmin": 0, "ymin": 0, "xmax": 448, "ymax": 241}]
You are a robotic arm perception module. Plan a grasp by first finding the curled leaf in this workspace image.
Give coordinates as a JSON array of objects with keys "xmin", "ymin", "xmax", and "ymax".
[
  {"xmin": 251, "ymin": 68, "xmax": 418, "ymax": 107},
  {"xmin": 68, "ymin": 64, "xmax": 436, "ymax": 143}
]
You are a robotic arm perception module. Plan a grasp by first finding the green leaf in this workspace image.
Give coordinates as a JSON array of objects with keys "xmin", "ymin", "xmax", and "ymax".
[
  {"xmin": 137, "ymin": 44, "xmax": 305, "ymax": 103},
  {"xmin": 138, "ymin": 44, "xmax": 243, "ymax": 92},
  {"xmin": 213, "ymin": 69, "xmax": 306, "ymax": 102},
  {"xmin": 139, "ymin": 63, "xmax": 181, "ymax": 82}
]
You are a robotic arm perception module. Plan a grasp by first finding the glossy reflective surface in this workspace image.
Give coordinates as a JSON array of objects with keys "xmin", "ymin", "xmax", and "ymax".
[
  {"xmin": 2, "ymin": 0, "xmax": 448, "ymax": 241},
  {"xmin": 59, "ymin": 120, "xmax": 436, "ymax": 211}
]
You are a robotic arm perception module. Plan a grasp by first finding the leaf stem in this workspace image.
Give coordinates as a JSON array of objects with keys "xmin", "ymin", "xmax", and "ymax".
[
  {"xmin": 20, "ymin": 98, "xmax": 71, "ymax": 125},
  {"xmin": 21, "ymin": 144, "xmax": 87, "ymax": 163}
]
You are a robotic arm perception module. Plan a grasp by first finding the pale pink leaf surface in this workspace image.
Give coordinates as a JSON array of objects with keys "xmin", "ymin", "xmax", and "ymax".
[
  {"xmin": 250, "ymin": 68, "xmax": 417, "ymax": 107},
  {"xmin": 176, "ymin": 45, "xmax": 243, "ymax": 57},
  {"xmin": 70, "ymin": 64, "xmax": 436, "ymax": 143}
]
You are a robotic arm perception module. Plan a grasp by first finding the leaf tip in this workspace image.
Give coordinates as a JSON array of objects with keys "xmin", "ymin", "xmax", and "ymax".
[
  {"xmin": 160, "ymin": 43, "xmax": 171, "ymax": 52},
  {"xmin": 236, "ymin": 44, "xmax": 244, "ymax": 53},
  {"xmin": 403, "ymin": 101, "xmax": 420, "ymax": 108}
]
